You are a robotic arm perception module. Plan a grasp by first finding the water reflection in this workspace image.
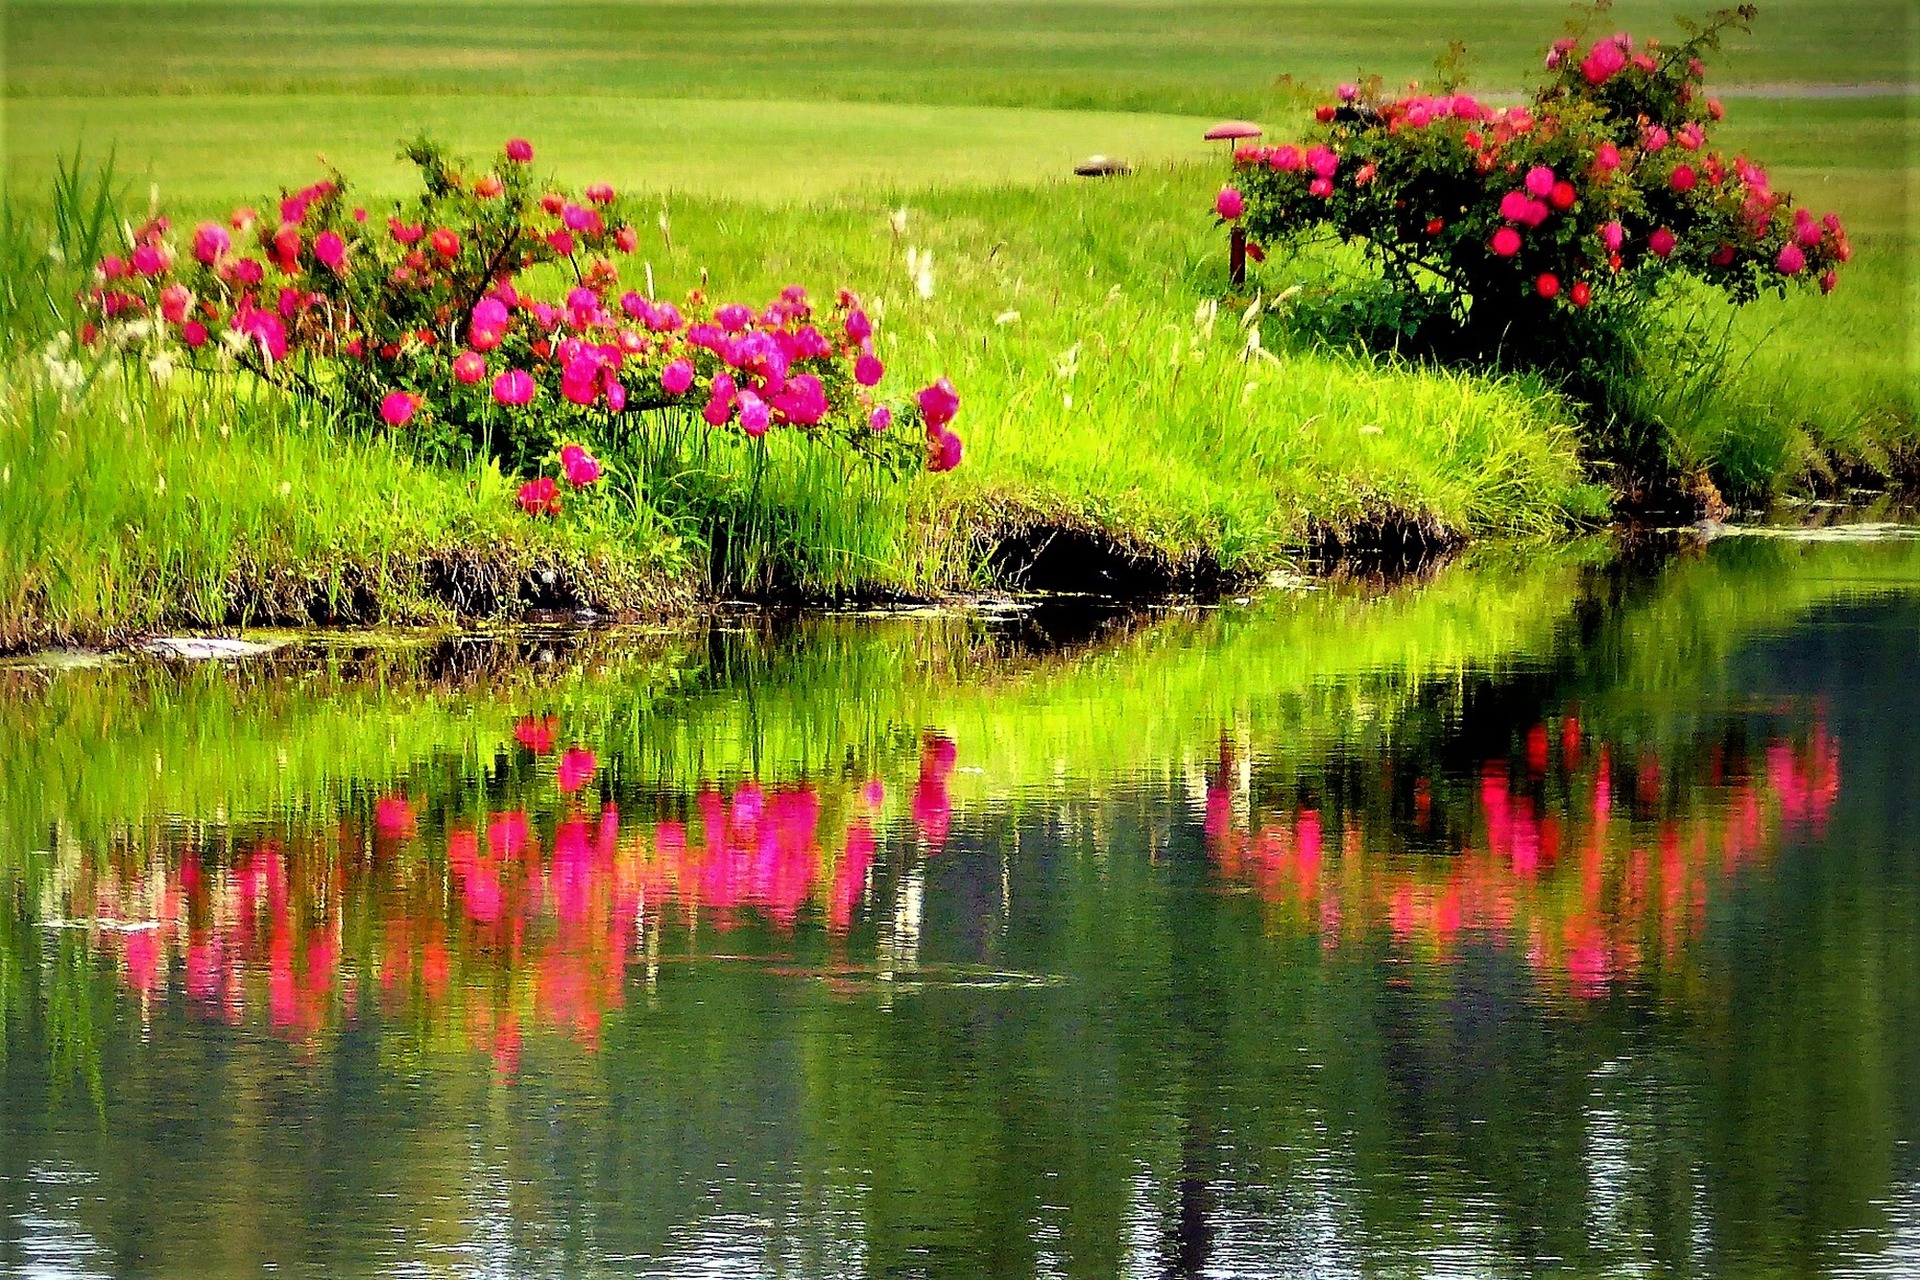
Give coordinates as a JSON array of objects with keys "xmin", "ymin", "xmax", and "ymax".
[
  {"xmin": 2, "ymin": 536, "xmax": 1918, "ymax": 1278},
  {"xmin": 1204, "ymin": 719, "xmax": 1839, "ymax": 999}
]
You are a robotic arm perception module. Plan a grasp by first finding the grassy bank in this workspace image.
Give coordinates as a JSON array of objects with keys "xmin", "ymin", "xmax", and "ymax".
[{"xmin": 0, "ymin": 0, "xmax": 1911, "ymax": 644}]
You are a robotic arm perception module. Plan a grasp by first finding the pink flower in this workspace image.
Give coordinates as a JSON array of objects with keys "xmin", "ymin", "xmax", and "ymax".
[
  {"xmin": 1524, "ymin": 166, "xmax": 1556, "ymax": 197},
  {"xmin": 918, "ymin": 377, "xmax": 960, "ymax": 428},
  {"xmin": 181, "ymin": 320, "xmax": 208, "ymax": 348},
  {"xmin": 1670, "ymin": 163, "xmax": 1697, "ymax": 193},
  {"xmin": 454, "ymin": 351, "xmax": 486, "ymax": 384},
  {"xmin": 505, "ymin": 138, "xmax": 534, "ymax": 162},
  {"xmin": 1268, "ymin": 145, "xmax": 1303, "ymax": 172},
  {"xmin": 380, "ymin": 391, "xmax": 418, "ymax": 426},
  {"xmin": 584, "ymin": 182, "xmax": 615, "ymax": 205},
  {"xmin": 845, "ymin": 309, "xmax": 873, "ymax": 342},
  {"xmin": 560, "ymin": 444, "xmax": 602, "ymax": 486},
  {"xmin": 1491, "ymin": 227, "xmax": 1522, "ymax": 256},
  {"xmin": 192, "ymin": 222, "xmax": 230, "ymax": 265},
  {"xmin": 314, "ymin": 230, "xmax": 347, "ymax": 271},
  {"xmin": 159, "ymin": 283, "xmax": 193, "ymax": 324},
  {"xmin": 1819, "ymin": 269, "xmax": 1837, "ymax": 294},
  {"xmin": 1337, "ymin": 82, "xmax": 1358, "ymax": 102},
  {"xmin": 233, "ymin": 307, "xmax": 287, "ymax": 362},
  {"xmin": 1678, "ymin": 123, "xmax": 1705, "ymax": 151},
  {"xmin": 1580, "ymin": 38, "xmax": 1627, "ymax": 85},
  {"xmin": 131, "ymin": 244, "xmax": 167, "ymax": 276},
  {"xmin": 869, "ymin": 406, "xmax": 892, "ymax": 432},
  {"xmin": 1353, "ymin": 162, "xmax": 1377, "ymax": 185},
  {"xmin": 1600, "ymin": 221, "xmax": 1625, "ymax": 252},
  {"xmin": 1593, "ymin": 142, "xmax": 1621, "ymax": 172},
  {"xmin": 1308, "ymin": 176, "xmax": 1334, "ymax": 198},
  {"xmin": 1212, "ymin": 188, "xmax": 1242, "ymax": 223},
  {"xmin": 472, "ymin": 297, "xmax": 509, "ymax": 331},
  {"xmin": 1775, "ymin": 243, "xmax": 1806, "ymax": 274},
  {"xmin": 517, "ymin": 477, "xmax": 561, "ymax": 516},
  {"xmin": 1642, "ymin": 123, "xmax": 1670, "ymax": 152},
  {"xmin": 1649, "ymin": 227, "xmax": 1677, "ymax": 258},
  {"xmin": 737, "ymin": 390, "xmax": 770, "ymax": 436},
  {"xmin": 557, "ymin": 747, "xmax": 596, "ymax": 793},
  {"xmin": 547, "ymin": 230, "xmax": 575, "ymax": 256},
  {"xmin": 1499, "ymin": 190, "xmax": 1534, "ymax": 222},
  {"xmin": 854, "ymin": 353, "xmax": 884, "ymax": 385},
  {"xmin": 1305, "ymin": 145, "xmax": 1338, "ymax": 177},
  {"xmin": 661, "ymin": 358, "xmax": 694, "ymax": 395},
  {"xmin": 492, "ymin": 369, "xmax": 536, "ymax": 406},
  {"xmin": 927, "ymin": 430, "xmax": 963, "ymax": 472}
]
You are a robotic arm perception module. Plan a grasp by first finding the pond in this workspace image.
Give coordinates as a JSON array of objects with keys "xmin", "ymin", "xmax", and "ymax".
[{"xmin": 1, "ymin": 527, "xmax": 1917, "ymax": 1278}]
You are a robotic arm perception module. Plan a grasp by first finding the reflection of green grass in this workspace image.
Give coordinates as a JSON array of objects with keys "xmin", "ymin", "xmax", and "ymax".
[{"xmin": 0, "ymin": 544, "xmax": 1603, "ymax": 851}]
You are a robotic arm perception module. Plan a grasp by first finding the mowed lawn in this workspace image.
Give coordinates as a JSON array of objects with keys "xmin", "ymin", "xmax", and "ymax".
[{"xmin": 4, "ymin": 0, "xmax": 1915, "ymax": 206}]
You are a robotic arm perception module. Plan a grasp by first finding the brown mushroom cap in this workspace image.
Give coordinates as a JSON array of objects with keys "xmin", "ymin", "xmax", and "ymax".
[{"xmin": 1203, "ymin": 120, "xmax": 1264, "ymax": 141}]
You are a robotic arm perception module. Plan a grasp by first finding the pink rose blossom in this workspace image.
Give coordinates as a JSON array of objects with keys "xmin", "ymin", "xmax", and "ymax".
[
  {"xmin": 193, "ymin": 222, "xmax": 230, "ymax": 265},
  {"xmin": 1775, "ymin": 243, "xmax": 1805, "ymax": 274},
  {"xmin": 492, "ymin": 369, "xmax": 535, "ymax": 406},
  {"xmin": 454, "ymin": 351, "xmax": 486, "ymax": 384},
  {"xmin": 1214, "ymin": 187, "xmax": 1244, "ymax": 220},
  {"xmin": 662, "ymin": 358, "xmax": 694, "ymax": 395},
  {"xmin": 560, "ymin": 444, "xmax": 602, "ymax": 486},
  {"xmin": 1649, "ymin": 227, "xmax": 1677, "ymax": 258},
  {"xmin": 505, "ymin": 138, "xmax": 534, "ymax": 162},
  {"xmin": 737, "ymin": 390, "xmax": 770, "ymax": 436},
  {"xmin": 918, "ymin": 377, "xmax": 960, "ymax": 428},
  {"xmin": 927, "ymin": 430, "xmax": 963, "ymax": 472},
  {"xmin": 380, "ymin": 391, "xmax": 418, "ymax": 426},
  {"xmin": 314, "ymin": 230, "xmax": 347, "ymax": 271}
]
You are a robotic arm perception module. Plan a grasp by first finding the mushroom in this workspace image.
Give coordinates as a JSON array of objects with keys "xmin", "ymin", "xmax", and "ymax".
[{"xmin": 1074, "ymin": 155, "xmax": 1133, "ymax": 178}]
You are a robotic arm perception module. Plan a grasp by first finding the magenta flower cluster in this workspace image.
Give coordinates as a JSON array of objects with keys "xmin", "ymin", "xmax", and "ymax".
[
  {"xmin": 1210, "ymin": 8, "xmax": 1850, "ymax": 327},
  {"xmin": 78, "ymin": 135, "xmax": 963, "ymax": 511}
]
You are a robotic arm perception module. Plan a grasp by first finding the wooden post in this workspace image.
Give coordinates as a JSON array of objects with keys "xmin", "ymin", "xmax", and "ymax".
[{"xmin": 1229, "ymin": 225, "xmax": 1247, "ymax": 288}]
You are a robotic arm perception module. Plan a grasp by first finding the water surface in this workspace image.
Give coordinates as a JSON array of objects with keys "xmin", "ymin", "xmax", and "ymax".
[{"xmin": 2, "ymin": 532, "xmax": 1917, "ymax": 1278}]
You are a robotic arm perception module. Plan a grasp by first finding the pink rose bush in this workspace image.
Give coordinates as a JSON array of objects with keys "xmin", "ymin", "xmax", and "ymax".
[
  {"xmin": 76, "ymin": 134, "xmax": 962, "ymax": 518},
  {"xmin": 1215, "ymin": 6, "xmax": 1848, "ymax": 366}
]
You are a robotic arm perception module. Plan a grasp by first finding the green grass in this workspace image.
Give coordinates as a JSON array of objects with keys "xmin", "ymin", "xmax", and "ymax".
[
  {"xmin": 0, "ymin": 353, "xmax": 687, "ymax": 649},
  {"xmin": 0, "ymin": 1, "xmax": 1912, "ymax": 638}
]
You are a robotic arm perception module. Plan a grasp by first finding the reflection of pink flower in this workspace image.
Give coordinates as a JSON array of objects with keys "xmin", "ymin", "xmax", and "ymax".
[
  {"xmin": 558, "ymin": 746, "xmax": 597, "ymax": 793},
  {"xmin": 375, "ymin": 795, "xmax": 415, "ymax": 837},
  {"xmin": 515, "ymin": 715, "xmax": 557, "ymax": 753}
]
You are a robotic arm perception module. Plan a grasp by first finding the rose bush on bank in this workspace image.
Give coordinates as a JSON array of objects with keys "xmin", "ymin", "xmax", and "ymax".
[
  {"xmin": 77, "ymin": 135, "xmax": 963, "ymax": 524},
  {"xmin": 1213, "ymin": 5, "xmax": 1848, "ymax": 372}
]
